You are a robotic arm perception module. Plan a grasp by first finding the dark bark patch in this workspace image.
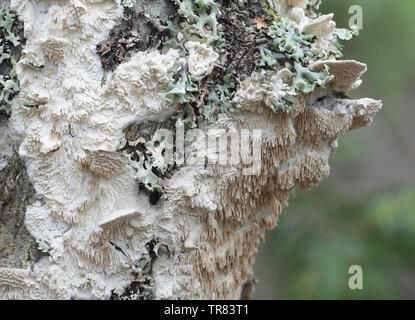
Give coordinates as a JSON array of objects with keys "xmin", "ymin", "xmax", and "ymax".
[
  {"xmin": 97, "ymin": 1, "xmax": 177, "ymax": 72},
  {"xmin": 0, "ymin": 116, "xmax": 46, "ymax": 268},
  {"xmin": 110, "ymin": 237, "xmax": 171, "ymax": 300},
  {"xmin": 218, "ymin": 0, "xmax": 272, "ymax": 80}
]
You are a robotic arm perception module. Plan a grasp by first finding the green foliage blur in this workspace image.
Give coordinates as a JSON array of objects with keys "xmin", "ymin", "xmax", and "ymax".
[
  {"xmin": 255, "ymin": 0, "xmax": 415, "ymax": 299},
  {"xmin": 257, "ymin": 187, "xmax": 415, "ymax": 299}
]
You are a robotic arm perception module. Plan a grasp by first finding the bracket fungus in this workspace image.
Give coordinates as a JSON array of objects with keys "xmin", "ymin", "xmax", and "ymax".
[{"xmin": 0, "ymin": 0, "xmax": 381, "ymax": 300}]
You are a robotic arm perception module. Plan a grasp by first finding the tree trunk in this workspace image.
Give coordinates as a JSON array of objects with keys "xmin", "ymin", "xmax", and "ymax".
[{"xmin": 0, "ymin": 0, "xmax": 381, "ymax": 299}]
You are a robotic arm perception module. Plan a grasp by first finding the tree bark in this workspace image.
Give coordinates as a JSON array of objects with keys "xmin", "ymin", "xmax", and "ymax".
[{"xmin": 0, "ymin": 0, "xmax": 381, "ymax": 300}]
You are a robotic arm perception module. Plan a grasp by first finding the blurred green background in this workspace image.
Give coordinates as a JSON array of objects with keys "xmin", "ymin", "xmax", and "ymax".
[{"xmin": 255, "ymin": 0, "xmax": 415, "ymax": 299}]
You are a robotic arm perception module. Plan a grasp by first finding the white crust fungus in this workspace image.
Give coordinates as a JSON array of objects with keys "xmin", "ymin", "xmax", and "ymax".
[
  {"xmin": 185, "ymin": 41, "xmax": 219, "ymax": 77},
  {"xmin": 0, "ymin": 0, "xmax": 381, "ymax": 300}
]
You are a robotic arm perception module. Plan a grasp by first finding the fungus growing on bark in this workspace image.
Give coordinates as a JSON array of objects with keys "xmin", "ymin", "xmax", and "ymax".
[{"xmin": 0, "ymin": 0, "xmax": 381, "ymax": 300}]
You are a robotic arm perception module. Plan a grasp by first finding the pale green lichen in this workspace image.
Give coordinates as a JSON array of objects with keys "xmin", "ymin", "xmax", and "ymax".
[
  {"xmin": 255, "ymin": 48, "xmax": 285, "ymax": 68},
  {"xmin": 202, "ymin": 74, "xmax": 235, "ymax": 122},
  {"xmin": 0, "ymin": 73, "xmax": 19, "ymax": 113},
  {"xmin": 0, "ymin": 7, "xmax": 20, "ymax": 46},
  {"xmin": 144, "ymin": 131, "xmax": 175, "ymax": 176},
  {"xmin": 131, "ymin": 1, "xmax": 363, "ymax": 204},
  {"xmin": 163, "ymin": 2, "xmax": 360, "ymax": 125},
  {"xmin": 268, "ymin": 17, "xmax": 316, "ymax": 63},
  {"xmin": 163, "ymin": 1, "xmax": 232, "ymax": 124},
  {"xmin": 172, "ymin": 104, "xmax": 198, "ymax": 130},
  {"xmin": 164, "ymin": 3, "xmax": 339, "ymax": 124},
  {"xmin": 288, "ymin": 62, "xmax": 334, "ymax": 95},
  {"xmin": 165, "ymin": 0, "xmax": 222, "ymax": 51},
  {"xmin": 256, "ymin": 10, "xmax": 359, "ymax": 104},
  {"xmin": 252, "ymin": 16, "xmax": 328, "ymax": 102},
  {"xmin": 335, "ymin": 26, "xmax": 360, "ymax": 41},
  {"xmin": 122, "ymin": 0, "xmax": 137, "ymax": 8},
  {"xmin": 36, "ymin": 239, "xmax": 49, "ymax": 253},
  {"xmin": 134, "ymin": 156, "xmax": 164, "ymax": 195},
  {"xmin": 176, "ymin": 0, "xmax": 220, "ymax": 20},
  {"xmin": 0, "ymin": 7, "xmax": 21, "ymax": 116},
  {"xmin": 163, "ymin": 1, "xmax": 239, "ymax": 124},
  {"xmin": 126, "ymin": 127, "xmax": 176, "ymax": 204},
  {"xmin": 330, "ymin": 26, "xmax": 360, "ymax": 57},
  {"xmin": 269, "ymin": 98, "xmax": 297, "ymax": 113},
  {"xmin": 163, "ymin": 71, "xmax": 199, "ymax": 105},
  {"xmin": 253, "ymin": 15, "xmax": 334, "ymax": 106}
]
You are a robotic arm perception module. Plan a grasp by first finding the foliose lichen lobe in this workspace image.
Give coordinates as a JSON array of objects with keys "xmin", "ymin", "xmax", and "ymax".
[
  {"xmin": 0, "ymin": 6, "xmax": 23, "ymax": 116},
  {"xmin": 0, "ymin": 0, "xmax": 381, "ymax": 300}
]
